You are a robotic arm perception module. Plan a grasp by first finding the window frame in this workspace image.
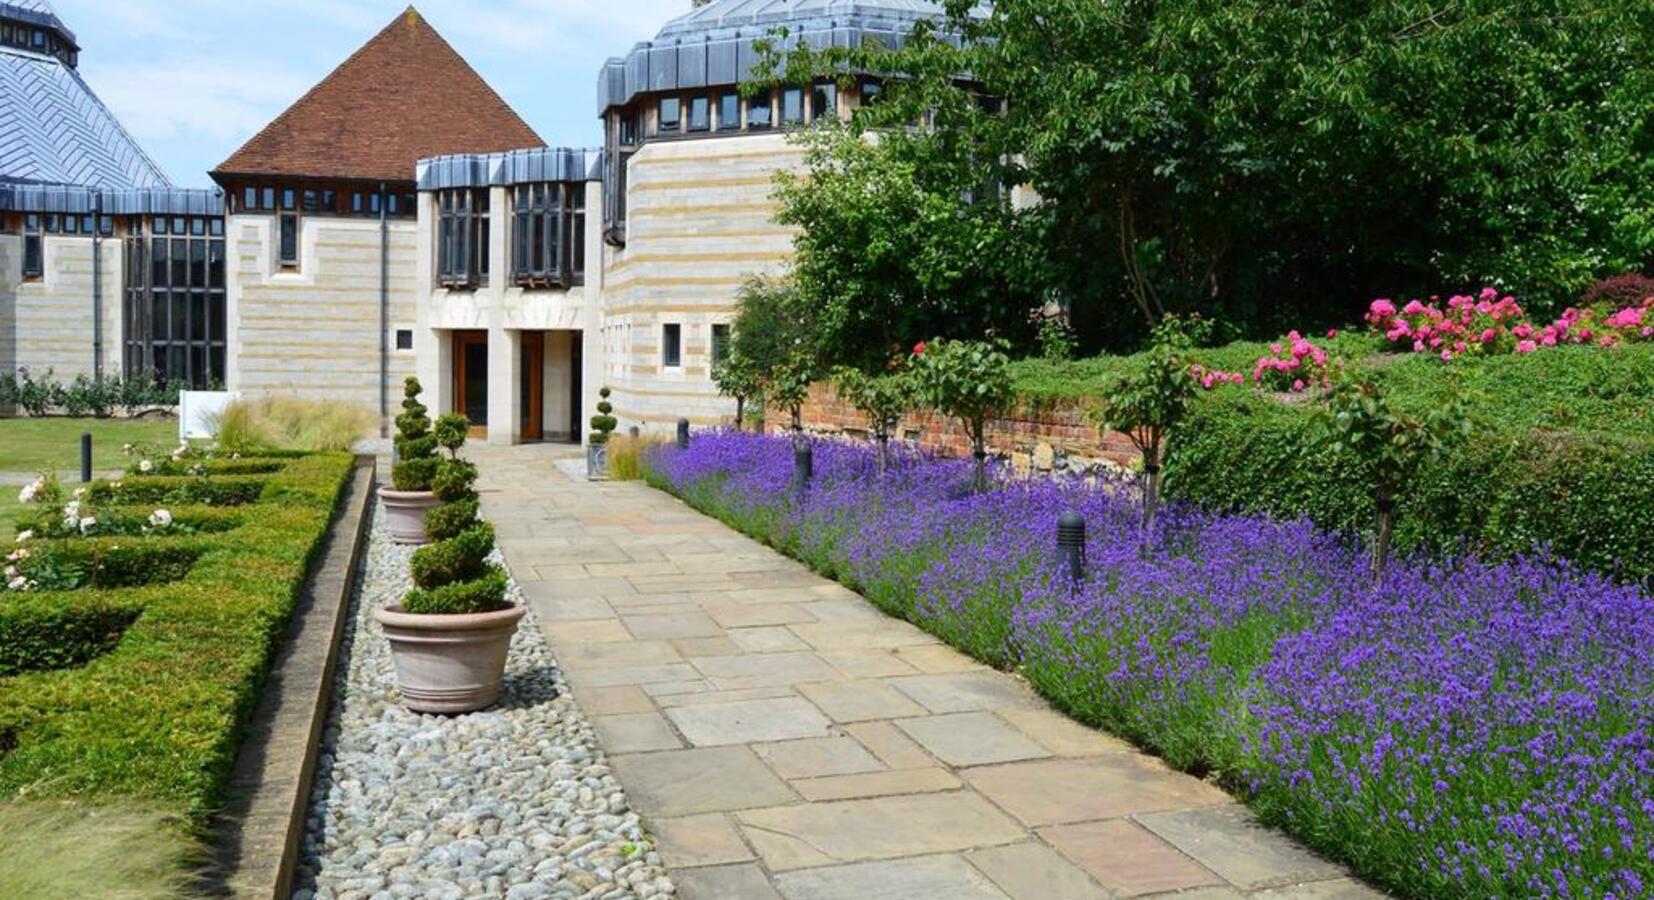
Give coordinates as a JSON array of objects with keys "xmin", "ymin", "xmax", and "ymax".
[
  {"xmin": 781, "ymin": 87, "xmax": 805, "ymax": 126},
  {"xmin": 687, "ymin": 94, "xmax": 711, "ymax": 133},
  {"xmin": 711, "ymin": 323, "xmax": 731, "ymax": 368},
  {"xmin": 21, "ymin": 212, "xmax": 43, "ymax": 280},
  {"xmin": 658, "ymin": 96, "xmax": 682, "ymax": 134},
  {"xmin": 437, "ymin": 188, "xmax": 488, "ymax": 289},
  {"xmin": 662, "ymin": 323, "xmax": 682, "ymax": 369},
  {"xmin": 717, "ymin": 92, "xmax": 740, "ymax": 131}
]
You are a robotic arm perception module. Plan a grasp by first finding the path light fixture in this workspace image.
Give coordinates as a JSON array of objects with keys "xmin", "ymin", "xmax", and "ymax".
[
  {"xmin": 81, "ymin": 433, "xmax": 93, "ymax": 483},
  {"xmin": 1057, "ymin": 510, "xmax": 1086, "ymax": 583},
  {"xmin": 793, "ymin": 440, "xmax": 813, "ymax": 499}
]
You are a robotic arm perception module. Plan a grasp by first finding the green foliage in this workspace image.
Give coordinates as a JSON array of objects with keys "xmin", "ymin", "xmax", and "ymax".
[
  {"xmin": 607, "ymin": 433, "xmax": 665, "ymax": 482},
  {"xmin": 728, "ymin": 276, "xmax": 824, "ymax": 431},
  {"xmin": 1096, "ymin": 320, "xmax": 1200, "ymax": 524},
  {"xmin": 770, "ymin": 126, "xmax": 1041, "ymax": 368},
  {"xmin": 912, "ymin": 338, "xmax": 1015, "ymax": 490},
  {"xmin": 432, "ymin": 413, "xmax": 470, "ymax": 456},
  {"xmin": 0, "ymin": 453, "xmax": 355, "ymax": 821},
  {"xmin": 0, "ymin": 596, "xmax": 143, "ymax": 676},
  {"xmin": 712, "ymin": 350, "xmax": 762, "ymax": 428},
  {"xmin": 0, "ymin": 368, "xmax": 183, "ymax": 418},
  {"xmin": 589, "ymin": 386, "xmax": 618, "ymax": 444},
  {"xmin": 402, "ymin": 565, "xmax": 510, "ymax": 616},
  {"xmin": 0, "ymin": 800, "xmax": 204, "ymax": 900},
  {"xmin": 409, "ymin": 522, "xmax": 496, "ymax": 591},
  {"xmin": 431, "ymin": 458, "xmax": 479, "ymax": 504},
  {"xmin": 392, "ymin": 378, "xmax": 435, "ymax": 489},
  {"xmin": 86, "ymin": 476, "xmax": 268, "ymax": 508},
  {"xmin": 771, "ymin": 0, "xmax": 1654, "ymax": 347},
  {"xmin": 424, "ymin": 497, "xmax": 479, "ymax": 541},
  {"xmin": 832, "ymin": 366, "xmax": 914, "ymax": 439},
  {"xmin": 1164, "ymin": 390, "xmax": 1654, "ymax": 585}
]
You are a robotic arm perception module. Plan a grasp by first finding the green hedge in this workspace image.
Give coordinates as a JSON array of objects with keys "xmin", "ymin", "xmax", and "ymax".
[
  {"xmin": 87, "ymin": 475, "xmax": 269, "ymax": 508},
  {"xmin": 0, "ymin": 595, "xmax": 144, "ymax": 677},
  {"xmin": 0, "ymin": 452, "xmax": 354, "ymax": 815},
  {"xmin": 1163, "ymin": 389, "xmax": 1654, "ymax": 584}
]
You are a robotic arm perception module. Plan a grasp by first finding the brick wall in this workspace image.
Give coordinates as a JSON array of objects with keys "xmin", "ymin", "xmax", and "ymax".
[{"xmin": 769, "ymin": 382, "xmax": 1141, "ymax": 473}]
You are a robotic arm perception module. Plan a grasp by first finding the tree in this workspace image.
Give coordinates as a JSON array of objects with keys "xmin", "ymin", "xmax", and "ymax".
[
  {"xmin": 833, "ymin": 365, "xmax": 915, "ymax": 475},
  {"xmin": 1095, "ymin": 320, "xmax": 1198, "ymax": 532},
  {"xmin": 767, "ymin": 0, "xmax": 1654, "ymax": 347},
  {"xmin": 910, "ymin": 338, "xmax": 1015, "ymax": 491},
  {"xmin": 712, "ymin": 349, "xmax": 762, "ymax": 432},
  {"xmin": 728, "ymin": 275, "xmax": 822, "ymax": 440},
  {"xmin": 1319, "ymin": 377, "xmax": 1469, "ymax": 577}
]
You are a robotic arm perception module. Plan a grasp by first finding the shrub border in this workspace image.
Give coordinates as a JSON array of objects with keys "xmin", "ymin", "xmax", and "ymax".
[{"xmin": 211, "ymin": 455, "xmax": 376, "ymax": 899}]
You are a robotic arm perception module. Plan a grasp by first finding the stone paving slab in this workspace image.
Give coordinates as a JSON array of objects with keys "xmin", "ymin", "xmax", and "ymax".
[{"xmin": 472, "ymin": 444, "xmax": 1386, "ymax": 900}]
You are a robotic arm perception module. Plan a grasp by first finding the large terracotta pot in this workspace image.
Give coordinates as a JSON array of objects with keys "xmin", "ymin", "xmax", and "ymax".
[
  {"xmin": 374, "ymin": 603, "xmax": 526, "ymax": 714},
  {"xmin": 380, "ymin": 489, "xmax": 441, "ymax": 545}
]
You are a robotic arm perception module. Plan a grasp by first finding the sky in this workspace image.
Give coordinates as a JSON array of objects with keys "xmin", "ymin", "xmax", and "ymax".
[{"xmin": 56, "ymin": 0, "xmax": 691, "ymax": 188}]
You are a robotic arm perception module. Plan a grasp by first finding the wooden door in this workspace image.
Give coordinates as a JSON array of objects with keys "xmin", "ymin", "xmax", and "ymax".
[
  {"xmin": 451, "ymin": 330, "xmax": 488, "ymax": 437},
  {"xmin": 520, "ymin": 331, "xmax": 544, "ymax": 441}
]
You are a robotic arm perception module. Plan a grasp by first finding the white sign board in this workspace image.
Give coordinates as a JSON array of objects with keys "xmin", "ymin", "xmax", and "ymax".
[{"xmin": 179, "ymin": 391, "xmax": 242, "ymax": 441}]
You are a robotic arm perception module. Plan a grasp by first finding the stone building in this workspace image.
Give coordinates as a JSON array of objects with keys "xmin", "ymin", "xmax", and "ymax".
[{"xmin": 1, "ymin": 0, "xmax": 961, "ymax": 442}]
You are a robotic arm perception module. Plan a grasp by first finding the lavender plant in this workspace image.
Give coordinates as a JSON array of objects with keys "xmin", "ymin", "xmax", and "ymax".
[{"xmin": 642, "ymin": 430, "xmax": 1653, "ymax": 899}]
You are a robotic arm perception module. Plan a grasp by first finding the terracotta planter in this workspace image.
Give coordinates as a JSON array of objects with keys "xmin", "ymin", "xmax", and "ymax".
[
  {"xmin": 380, "ymin": 489, "xmax": 441, "ymax": 545},
  {"xmin": 374, "ymin": 603, "xmax": 526, "ymax": 714}
]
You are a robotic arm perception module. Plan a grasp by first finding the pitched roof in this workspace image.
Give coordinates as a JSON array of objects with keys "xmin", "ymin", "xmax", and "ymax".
[
  {"xmin": 212, "ymin": 7, "xmax": 543, "ymax": 184},
  {"xmin": 0, "ymin": 46, "xmax": 170, "ymax": 190}
]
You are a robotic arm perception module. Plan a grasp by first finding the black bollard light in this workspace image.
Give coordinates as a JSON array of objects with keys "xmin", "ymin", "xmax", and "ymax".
[
  {"xmin": 677, "ymin": 418, "xmax": 691, "ymax": 450},
  {"xmin": 1056, "ymin": 510, "xmax": 1086, "ymax": 582},
  {"xmin": 80, "ymin": 432, "xmax": 93, "ymax": 483},
  {"xmin": 792, "ymin": 440, "xmax": 813, "ymax": 499}
]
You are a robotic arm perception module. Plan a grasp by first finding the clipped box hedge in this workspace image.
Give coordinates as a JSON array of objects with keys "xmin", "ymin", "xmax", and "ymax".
[
  {"xmin": 1163, "ymin": 389, "xmax": 1654, "ymax": 585},
  {"xmin": 0, "ymin": 452, "xmax": 354, "ymax": 815}
]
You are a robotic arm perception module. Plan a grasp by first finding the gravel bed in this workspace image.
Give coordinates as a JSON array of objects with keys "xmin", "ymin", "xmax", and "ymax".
[{"xmin": 292, "ymin": 499, "xmax": 674, "ymax": 900}]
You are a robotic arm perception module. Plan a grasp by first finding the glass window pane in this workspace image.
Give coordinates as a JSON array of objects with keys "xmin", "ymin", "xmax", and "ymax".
[
  {"xmin": 209, "ymin": 241, "xmax": 225, "ymax": 287},
  {"xmin": 811, "ymin": 84, "xmax": 837, "ymax": 122},
  {"xmin": 688, "ymin": 96, "xmax": 710, "ymax": 132},
  {"xmin": 782, "ymin": 88, "xmax": 804, "ymax": 124},
  {"xmin": 747, "ymin": 94, "xmax": 772, "ymax": 129},
  {"xmin": 171, "ymin": 239, "xmax": 187, "ymax": 285},
  {"xmin": 718, "ymin": 93, "xmax": 740, "ymax": 130},
  {"xmin": 659, "ymin": 96, "xmax": 681, "ymax": 132},
  {"xmin": 663, "ymin": 323, "xmax": 681, "ymax": 367},
  {"xmin": 191, "ymin": 293, "xmax": 207, "ymax": 341},
  {"xmin": 262, "ymin": 187, "xmax": 275, "ymax": 210},
  {"xmin": 190, "ymin": 240, "xmax": 206, "ymax": 286}
]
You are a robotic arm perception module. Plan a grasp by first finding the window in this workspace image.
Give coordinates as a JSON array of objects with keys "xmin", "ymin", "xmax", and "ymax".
[
  {"xmin": 782, "ymin": 87, "xmax": 805, "ymax": 125},
  {"xmin": 663, "ymin": 323, "xmax": 682, "ymax": 368},
  {"xmin": 437, "ymin": 189, "xmax": 487, "ymax": 288},
  {"xmin": 860, "ymin": 79, "xmax": 882, "ymax": 106},
  {"xmin": 278, "ymin": 211, "xmax": 299, "ymax": 268},
  {"xmin": 810, "ymin": 83, "xmax": 837, "ymax": 123},
  {"xmin": 21, "ymin": 213, "xmax": 42, "ymax": 279},
  {"xmin": 659, "ymin": 96, "xmax": 681, "ymax": 133},
  {"xmin": 395, "ymin": 329, "xmax": 414, "ymax": 351},
  {"xmin": 747, "ymin": 91, "xmax": 772, "ymax": 129},
  {"xmin": 711, "ymin": 323, "xmax": 730, "ymax": 367},
  {"xmin": 718, "ymin": 93, "xmax": 740, "ymax": 131},
  {"xmin": 512, "ymin": 182, "xmax": 586, "ymax": 287},
  {"xmin": 688, "ymin": 95, "xmax": 710, "ymax": 132},
  {"xmin": 122, "ymin": 215, "xmax": 226, "ymax": 390}
]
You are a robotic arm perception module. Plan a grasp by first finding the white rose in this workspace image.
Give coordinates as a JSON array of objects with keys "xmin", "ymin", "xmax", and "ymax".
[
  {"xmin": 6, "ymin": 577, "xmax": 27, "ymax": 591},
  {"xmin": 139, "ymin": 460, "xmax": 154, "ymax": 473},
  {"xmin": 14, "ymin": 530, "xmax": 33, "ymax": 543},
  {"xmin": 148, "ymin": 509, "xmax": 174, "ymax": 529},
  {"xmin": 7, "ymin": 548, "xmax": 29, "ymax": 562},
  {"xmin": 78, "ymin": 517, "xmax": 97, "ymax": 535},
  {"xmin": 18, "ymin": 484, "xmax": 35, "ymax": 504},
  {"xmin": 72, "ymin": 486, "xmax": 87, "ymax": 499},
  {"xmin": 3, "ymin": 565, "xmax": 16, "ymax": 579},
  {"xmin": 63, "ymin": 501, "xmax": 80, "ymax": 517},
  {"xmin": 122, "ymin": 443, "xmax": 134, "ymax": 454}
]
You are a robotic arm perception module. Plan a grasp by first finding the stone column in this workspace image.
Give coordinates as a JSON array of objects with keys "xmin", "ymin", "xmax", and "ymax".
[{"xmin": 486, "ymin": 327, "xmax": 520, "ymax": 446}]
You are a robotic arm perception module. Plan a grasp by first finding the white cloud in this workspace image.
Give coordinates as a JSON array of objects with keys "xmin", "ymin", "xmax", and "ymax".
[{"xmin": 82, "ymin": 60, "xmax": 313, "ymax": 143}]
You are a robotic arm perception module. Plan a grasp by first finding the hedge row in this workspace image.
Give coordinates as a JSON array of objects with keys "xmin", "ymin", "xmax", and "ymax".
[
  {"xmin": 0, "ymin": 453, "xmax": 354, "ymax": 814},
  {"xmin": 1163, "ymin": 389, "xmax": 1654, "ymax": 585}
]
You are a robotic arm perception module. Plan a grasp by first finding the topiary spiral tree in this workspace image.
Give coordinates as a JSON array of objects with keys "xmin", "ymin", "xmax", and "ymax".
[
  {"xmin": 590, "ymin": 387, "xmax": 618, "ymax": 444},
  {"xmin": 392, "ymin": 377, "xmax": 438, "ymax": 492},
  {"xmin": 425, "ymin": 412, "xmax": 480, "ymax": 540}
]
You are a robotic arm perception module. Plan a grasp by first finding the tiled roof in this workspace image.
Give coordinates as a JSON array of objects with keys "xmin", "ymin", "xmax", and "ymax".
[
  {"xmin": 0, "ymin": 45, "xmax": 170, "ymax": 189},
  {"xmin": 417, "ymin": 147, "xmax": 603, "ymax": 191},
  {"xmin": 213, "ymin": 7, "xmax": 543, "ymax": 185}
]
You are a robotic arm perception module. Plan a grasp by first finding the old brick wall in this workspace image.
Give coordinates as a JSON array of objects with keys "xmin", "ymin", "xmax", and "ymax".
[{"xmin": 763, "ymin": 383, "xmax": 1141, "ymax": 473}]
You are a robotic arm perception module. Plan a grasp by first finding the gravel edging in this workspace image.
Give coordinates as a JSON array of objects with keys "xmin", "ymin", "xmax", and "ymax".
[{"xmin": 293, "ymin": 497, "xmax": 674, "ymax": 900}]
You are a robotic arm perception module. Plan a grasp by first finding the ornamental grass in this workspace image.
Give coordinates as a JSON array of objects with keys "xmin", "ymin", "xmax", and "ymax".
[{"xmin": 644, "ymin": 430, "xmax": 1653, "ymax": 899}]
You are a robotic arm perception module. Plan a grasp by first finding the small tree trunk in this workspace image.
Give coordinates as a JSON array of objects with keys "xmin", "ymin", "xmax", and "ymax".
[
  {"xmin": 1142, "ymin": 443, "xmax": 1161, "ymax": 534},
  {"xmin": 970, "ymin": 420, "xmax": 988, "ymax": 493},
  {"xmin": 1374, "ymin": 482, "xmax": 1395, "ymax": 579},
  {"xmin": 735, "ymin": 395, "xmax": 745, "ymax": 432},
  {"xmin": 876, "ymin": 431, "xmax": 889, "ymax": 477}
]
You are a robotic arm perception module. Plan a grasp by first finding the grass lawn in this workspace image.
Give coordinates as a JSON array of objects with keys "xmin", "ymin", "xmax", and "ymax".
[
  {"xmin": 0, "ymin": 417, "xmax": 177, "ymax": 473},
  {"xmin": 0, "ymin": 493, "xmax": 20, "ymax": 540}
]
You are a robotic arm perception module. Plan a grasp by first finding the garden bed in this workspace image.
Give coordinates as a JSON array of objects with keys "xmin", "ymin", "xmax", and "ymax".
[
  {"xmin": 0, "ymin": 451, "xmax": 356, "ymax": 894},
  {"xmin": 644, "ymin": 431, "xmax": 1652, "ymax": 899}
]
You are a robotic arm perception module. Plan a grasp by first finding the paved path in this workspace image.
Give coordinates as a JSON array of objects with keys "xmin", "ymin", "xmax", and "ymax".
[{"xmin": 473, "ymin": 444, "xmax": 1382, "ymax": 900}]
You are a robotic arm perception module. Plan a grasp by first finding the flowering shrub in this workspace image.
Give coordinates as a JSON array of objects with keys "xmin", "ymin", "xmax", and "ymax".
[
  {"xmin": 1251, "ymin": 331, "xmax": 1335, "ymax": 391},
  {"xmin": 1369, "ymin": 287, "xmax": 1654, "ymax": 358},
  {"xmin": 645, "ymin": 431, "xmax": 1653, "ymax": 899}
]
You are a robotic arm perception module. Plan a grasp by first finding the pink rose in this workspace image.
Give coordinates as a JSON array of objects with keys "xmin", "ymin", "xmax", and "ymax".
[
  {"xmin": 1516, "ymin": 340, "xmax": 1538, "ymax": 354},
  {"xmin": 1292, "ymin": 379, "xmax": 1306, "ymax": 392}
]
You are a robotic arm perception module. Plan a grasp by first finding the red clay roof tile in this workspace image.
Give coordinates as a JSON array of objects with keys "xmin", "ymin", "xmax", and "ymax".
[{"xmin": 212, "ymin": 6, "xmax": 543, "ymax": 184}]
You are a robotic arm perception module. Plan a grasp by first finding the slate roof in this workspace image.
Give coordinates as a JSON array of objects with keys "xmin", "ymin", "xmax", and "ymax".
[
  {"xmin": 0, "ymin": 45, "xmax": 170, "ymax": 190},
  {"xmin": 212, "ymin": 7, "xmax": 543, "ymax": 185},
  {"xmin": 0, "ymin": 0, "xmax": 76, "ymax": 48}
]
